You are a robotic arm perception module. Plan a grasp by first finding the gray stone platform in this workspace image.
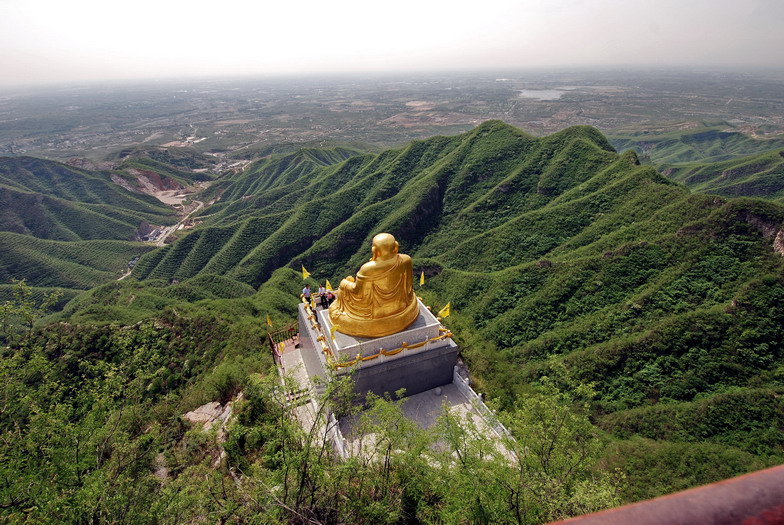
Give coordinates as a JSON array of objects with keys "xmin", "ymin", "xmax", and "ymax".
[
  {"xmin": 297, "ymin": 300, "xmax": 458, "ymax": 400},
  {"xmin": 318, "ymin": 298, "xmax": 442, "ymax": 361},
  {"xmin": 290, "ymin": 303, "xmax": 508, "ymax": 459}
]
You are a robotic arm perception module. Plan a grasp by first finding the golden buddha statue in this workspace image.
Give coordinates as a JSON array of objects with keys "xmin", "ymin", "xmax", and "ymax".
[{"xmin": 329, "ymin": 233, "xmax": 419, "ymax": 338}]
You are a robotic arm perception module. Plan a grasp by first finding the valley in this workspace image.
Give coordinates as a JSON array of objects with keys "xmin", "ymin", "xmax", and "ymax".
[
  {"xmin": 151, "ymin": 197, "xmax": 206, "ymax": 247},
  {"xmin": 0, "ymin": 71, "xmax": 783, "ymax": 523}
]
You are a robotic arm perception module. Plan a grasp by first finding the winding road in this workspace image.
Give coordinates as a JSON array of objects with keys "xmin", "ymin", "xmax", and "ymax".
[
  {"xmin": 118, "ymin": 199, "xmax": 205, "ymax": 280},
  {"xmin": 154, "ymin": 199, "xmax": 204, "ymax": 247}
]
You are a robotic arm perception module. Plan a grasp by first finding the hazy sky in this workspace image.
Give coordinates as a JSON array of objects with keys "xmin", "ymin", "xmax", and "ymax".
[{"xmin": 1, "ymin": 0, "xmax": 783, "ymax": 86}]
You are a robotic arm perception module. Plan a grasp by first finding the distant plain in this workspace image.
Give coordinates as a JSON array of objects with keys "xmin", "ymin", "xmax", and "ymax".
[{"xmin": 2, "ymin": 70, "xmax": 783, "ymax": 164}]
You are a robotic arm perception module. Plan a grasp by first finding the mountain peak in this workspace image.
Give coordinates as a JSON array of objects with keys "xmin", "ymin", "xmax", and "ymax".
[
  {"xmin": 548, "ymin": 125, "xmax": 616, "ymax": 153},
  {"xmin": 471, "ymin": 119, "xmax": 535, "ymax": 139}
]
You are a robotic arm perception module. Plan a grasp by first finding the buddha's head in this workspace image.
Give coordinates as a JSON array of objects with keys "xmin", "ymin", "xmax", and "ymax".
[{"xmin": 371, "ymin": 233, "xmax": 399, "ymax": 260}]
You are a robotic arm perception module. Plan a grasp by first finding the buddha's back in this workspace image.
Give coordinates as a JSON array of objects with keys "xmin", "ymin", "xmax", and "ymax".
[{"xmin": 329, "ymin": 234, "xmax": 419, "ymax": 338}]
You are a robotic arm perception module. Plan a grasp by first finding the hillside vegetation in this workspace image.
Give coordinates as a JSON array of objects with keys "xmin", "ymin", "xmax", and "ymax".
[
  {"xmin": 2, "ymin": 121, "xmax": 783, "ymax": 522},
  {"xmin": 664, "ymin": 149, "xmax": 784, "ymax": 202},
  {"xmin": 109, "ymin": 146, "xmax": 217, "ymax": 196},
  {"xmin": 128, "ymin": 121, "xmax": 784, "ymax": 493},
  {"xmin": 0, "ymin": 156, "xmax": 176, "ymax": 242},
  {"xmin": 0, "ymin": 232, "xmax": 153, "ymax": 289},
  {"xmin": 0, "ymin": 156, "xmax": 176, "ymax": 231},
  {"xmin": 610, "ymin": 127, "xmax": 784, "ymax": 202},
  {"xmin": 610, "ymin": 127, "xmax": 784, "ymax": 166},
  {"xmin": 0, "ymin": 156, "xmax": 176, "ymax": 298},
  {"xmin": 133, "ymin": 123, "xmax": 621, "ymax": 285}
]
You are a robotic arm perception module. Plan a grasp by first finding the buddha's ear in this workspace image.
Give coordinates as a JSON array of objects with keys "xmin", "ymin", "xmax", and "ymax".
[{"xmin": 394, "ymin": 241, "xmax": 399, "ymax": 253}]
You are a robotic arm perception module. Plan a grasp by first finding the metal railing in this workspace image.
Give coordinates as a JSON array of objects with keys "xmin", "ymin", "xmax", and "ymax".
[{"xmin": 267, "ymin": 322, "xmax": 297, "ymax": 365}]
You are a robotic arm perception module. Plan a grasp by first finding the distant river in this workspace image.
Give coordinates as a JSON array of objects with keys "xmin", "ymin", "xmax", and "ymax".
[{"xmin": 517, "ymin": 89, "xmax": 566, "ymax": 100}]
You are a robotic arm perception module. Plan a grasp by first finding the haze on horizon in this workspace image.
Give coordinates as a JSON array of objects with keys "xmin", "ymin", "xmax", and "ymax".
[{"xmin": 1, "ymin": 0, "xmax": 783, "ymax": 88}]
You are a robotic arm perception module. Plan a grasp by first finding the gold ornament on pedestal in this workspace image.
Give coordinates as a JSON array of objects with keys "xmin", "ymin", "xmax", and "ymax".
[{"xmin": 329, "ymin": 233, "xmax": 419, "ymax": 338}]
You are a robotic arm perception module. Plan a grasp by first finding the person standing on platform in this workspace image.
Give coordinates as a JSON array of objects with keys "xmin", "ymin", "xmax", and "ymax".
[
  {"xmin": 302, "ymin": 284, "xmax": 311, "ymax": 303},
  {"xmin": 318, "ymin": 283, "xmax": 327, "ymax": 309}
]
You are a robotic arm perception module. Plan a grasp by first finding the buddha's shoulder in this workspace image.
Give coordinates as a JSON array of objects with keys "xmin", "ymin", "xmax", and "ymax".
[{"xmin": 359, "ymin": 255, "xmax": 409, "ymax": 276}]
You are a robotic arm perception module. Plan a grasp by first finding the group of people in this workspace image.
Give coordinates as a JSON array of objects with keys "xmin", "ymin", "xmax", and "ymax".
[{"xmin": 301, "ymin": 283, "xmax": 335, "ymax": 310}]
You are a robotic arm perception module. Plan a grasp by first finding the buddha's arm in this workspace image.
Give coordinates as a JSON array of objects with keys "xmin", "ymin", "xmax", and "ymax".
[{"xmin": 340, "ymin": 276, "xmax": 356, "ymax": 292}]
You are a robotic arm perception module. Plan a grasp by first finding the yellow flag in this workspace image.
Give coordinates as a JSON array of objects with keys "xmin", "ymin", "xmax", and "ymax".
[
  {"xmin": 266, "ymin": 312, "xmax": 273, "ymax": 327},
  {"xmin": 326, "ymin": 279, "xmax": 333, "ymax": 291},
  {"xmin": 420, "ymin": 271, "xmax": 425, "ymax": 287},
  {"xmin": 438, "ymin": 302, "xmax": 451, "ymax": 319},
  {"xmin": 301, "ymin": 265, "xmax": 310, "ymax": 280}
]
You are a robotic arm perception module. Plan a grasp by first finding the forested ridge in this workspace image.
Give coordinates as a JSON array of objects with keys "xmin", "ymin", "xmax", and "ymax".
[
  {"xmin": 0, "ymin": 156, "xmax": 178, "ymax": 304},
  {"xmin": 0, "ymin": 156, "xmax": 178, "ymax": 240},
  {"xmin": 610, "ymin": 127, "xmax": 784, "ymax": 203},
  {"xmin": 1, "ymin": 121, "xmax": 783, "ymax": 523},
  {"xmin": 663, "ymin": 149, "xmax": 784, "ymax": 202}
]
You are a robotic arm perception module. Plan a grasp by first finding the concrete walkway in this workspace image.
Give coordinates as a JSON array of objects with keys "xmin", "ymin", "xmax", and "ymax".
[
  {"xmin": 277, "ymin": 337, "xmax": 321, "ymax": 431},
  {"xmin": 338, "ymin": 382, "xmax": 508, "ymax": 456}
]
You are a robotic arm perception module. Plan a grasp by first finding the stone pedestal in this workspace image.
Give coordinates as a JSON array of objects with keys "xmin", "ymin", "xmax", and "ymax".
[{"xmin": 297, "ymin": 299, "xmax": 459, "ymax": 400}]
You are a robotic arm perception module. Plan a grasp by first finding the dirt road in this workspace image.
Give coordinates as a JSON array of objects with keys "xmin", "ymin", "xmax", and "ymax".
[
  {"xmin": 155, "ymin": 199, "xmax": 204, "ymax": 246},
  {"xmin": 118, "ymin": 199, "xmax": 206, "ymax": 279}
]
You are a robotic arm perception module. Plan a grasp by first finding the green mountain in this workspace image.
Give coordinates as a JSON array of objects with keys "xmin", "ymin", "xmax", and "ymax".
[
  {"xmin": 108, "ymin": 145, "xmax": 218, "ymax": 175},
  {"xmin": 108, "ymin": 146, "xmax": 217, "ymax": 195},
  {"xmin": 0, "ymin": 232, "xmax": 152, "ymax": 289},
  {"xmin": 610, "ymin": 127, "xmax": 784, "ymax": 166},
  {"xmin": 0, "ymin": 156, "xmax": 176, "ymax": 211},
  {"xmin": 197, "ymin": 145, "xmax": 362, "ymax": 218},
  {"xmin": 2, "ymin": 121, "xmax": 783, "ymax": 522},
  {"xmin": 663, "ymin": 149, "xmax": 784, "ymax": 202},
  {"xmin": 133, "ymin": 124, "xmax": 620, "ymax": 285},
  {"xmin": 0, "ymin": 156, "xmax": 177, "ymax": 240},
  {"xmin": 0, "ymin": 156, "xmax": 175, "ymax": 300},
  {"xmin": 610, "ymin": 128, "xmax": 784, "ymax": 202}
]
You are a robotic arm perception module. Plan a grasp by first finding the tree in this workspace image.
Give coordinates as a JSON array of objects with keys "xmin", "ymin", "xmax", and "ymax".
[
  {"xmin": 428, "ymin": 363, "xmax": 624, "ymax": 524},
  {"xmin": 0, "ymin": 279, "xmax": 62, "ymax": 348}
]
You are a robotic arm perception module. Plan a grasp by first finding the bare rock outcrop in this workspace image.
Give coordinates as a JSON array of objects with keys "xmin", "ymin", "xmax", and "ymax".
[
  {"xmin": 774, "ymin": 229, "xmax": 784, "ymax": 256},
  {"xmin": 738, "ymin": 211, "xmax": 784, "ymax": 256},
  {"xmin": 110, "ymin": 173, "xmax": 138, "ymax": 194},
  {"xmin": 182, "ymin": 394, "xmax": 244, "ymax": 468},
  {"xmin": 183, "ymin": 400, "xmax": 233, "ymax": 432}
]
